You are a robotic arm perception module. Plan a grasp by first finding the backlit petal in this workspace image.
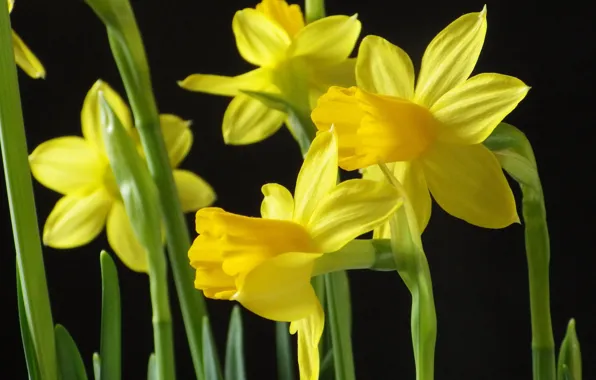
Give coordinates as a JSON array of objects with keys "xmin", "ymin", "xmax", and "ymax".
[
  {"xmin": 159, "ymin": 114, "xmax": 193, "ymax": 167},
  {"xmin": 178, "ymin": 69, "xmax": 272, "ymax": 96},
  {"xmin": 363, "ymin": 161, "xmax": 431, "ymax": 237},
  {"xmin": 414, "ymin": 7, "xmax": 487, "ymax": 108},
  {"xmin": 8, "ymin": 0, "xmax": 14, "ymax": 13},
  {"xmin": 12, "ymin": 31, "xmax": 45, "ymax": 79},
  {"xmin": 290, "ymin": 301, "xmax": 324, "ymax": 380},
  {"xmin": 106, "ymin": 201, "xmax": 148, "ymax": 272},
  {"xmin": 237, "ymin": 252, "xmax": 322, "ymax": 322},
  {"xmin": 223, "ymin": 94, "xmax": 286, "ymax": 145},
  {"xmin": 422, "ymin": 142, "xmax": 518, "ymax": 228},
  {"xmin": 29, "ymin": 136, "xmax": 106, "ymax": 195},
  {"xmin": 261, "ymin": 183, "xmax": 294, "ymax": 221},
  {"xmin": 174, "ymin": 170, "xmax": 216, "ymax": 213},
  {"xmin": 356, "ymin": 35, "xmax": 415, "ymax": 99},
  {"xmin": 233, "ymin": 8, "xmax": 291, "ymax": 67},
  {"xmin": 309, "ymin": 58, "xmax": 356, "ymax": 108},
  {"xmin": 82, "ymin": 80, "xmax": 133, "ymax": 152},
  {"xmin": 308, "ymin": 179, "xmax": 402, "ymax": 252},
  {"xmin": 43, "ymin": 188, "xmax": 112, "ymax": 248},
  {"xmin": 293, "ymin": 129, "xmax": 338, "ymax": 225},
  {"xmin": 255, "ymin": 0, "xmax": 305, "ymax": 38},
  {"xmin": 432, "ymin": 73, "xmax": 530, "ymax": 144},
  {"xmin": 291, "ymin": 15, "xmax": 361, "ymax": 64}
]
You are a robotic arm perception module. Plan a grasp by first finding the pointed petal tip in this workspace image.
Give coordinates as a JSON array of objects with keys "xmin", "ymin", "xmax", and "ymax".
[{"xmin": 480, "ymin": 5, "xmax": 487, "ymax": 17}]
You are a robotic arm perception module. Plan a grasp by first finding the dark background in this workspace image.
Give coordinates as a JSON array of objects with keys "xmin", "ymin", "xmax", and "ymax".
[{"xmin": 2, "ymin": 0, "xmax": 594, "ymax": 378}]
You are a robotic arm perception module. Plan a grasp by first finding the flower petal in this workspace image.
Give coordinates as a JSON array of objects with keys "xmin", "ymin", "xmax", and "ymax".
[
  {"xmin": 414, "ymin": 7, "xmax": 487, "ymax": 108},
  {"xmin": 178, "ymin": 69, "xmax": 272, "ymax": 96},
  {"xmin": 308, "ymin": 179, "xmax": 402, "ymax": 252},
  {"xmin": 158, "ymin": 114, "xmax": 194, "ymax": 167},
  {"xmin": 106, "ymin": 201, "xmax": 148, "ymax": 272},
  {"xmin": 173, "ymin": 169, "xmax": 216, "ymax": 213},
  {"xmin": 43, "ymin": 188, "xmax": 112, "ymax": 248},
  {"xmin": 236, "ymin": 251, "xmax": 322, "ymax": 322},
  {"xmin": 422, "ymin": 142, "xmax": 518, "ymax": 228},
  {"xmin": 431, "ymin": 73, "xmax": 530, "ymax": 144},
  {"xmin": 261, "ymin": 183, "xmax": 294, "ymax": 221},
  {"xmin": 291, "ymin": 15, "xmax": 361, "ymax": 64},
  {"xmin": 12, "ymin": 31, "xmax": 45, "ymax": 79},
  {"xmin": 29, "ymin": 136, "xmax": 106, "ymax": 195},
  {"xmin": 233, "ymin": 8, "xmax": 291, "ymax": 67},
  {"xmin": 362, "ymin": 161, "xmax": 431, "ymax": 237},
  {"xmin": 222, "ymin": 93, "xmax": 286, "ymax": 145},
  {"xmin": 290, "ymin": 301, "xmax": 324, "ymax": 380},
  {"xmin": 356, "ymin": 35, "xmax": 415, "ymax": 99},
  {"xmin": 81, "ymin": 80, "xmax": 134, "ymax": 152},
  {"xmin": 293, "ymin": 129, "xmax": 338, "ymax": 225},
  {"xmin": 255, "ymin": 0, "xmax": 305, "ymax": 38},
  {"xmin": 8, "ymin": 0, "xmax": 14, "ymax": 13}
]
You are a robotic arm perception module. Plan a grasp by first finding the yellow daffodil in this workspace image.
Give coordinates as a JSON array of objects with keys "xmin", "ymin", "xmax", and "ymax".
[
  {"xmin": 8, "ymin": 0, "xmax": 45, "ymax": 78},
  {"xmin": 29, "ymin": 80, "xmax": 215, "ymax": 272},
  {"xmin": 189, "ymin": 129, "xmax": 401, "ymax": 379},
  {"xmin": 179, "ymin": 0, "xmax": 361, "ymax": 145},
  {"xmin": 311, "ymin": 7, "xmax": 529, "ymax": 233}
]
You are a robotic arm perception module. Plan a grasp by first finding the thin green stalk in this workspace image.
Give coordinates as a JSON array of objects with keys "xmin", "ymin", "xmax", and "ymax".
[
  {"xmin": 276, "ymin": 322, "xmax": 295, "ymax": 380},
  {"xmin": 305, "ymin": 0, "xmax": 326, "ymax": 23},
  {"xmin": 84, "ymin": 1, "xmax": 208, "ymax": 376},
  {"xmin": 485, "ymin": 123, "xmax": 555, "ymax": 380},
  {"xmin": 0, "ymin": 6, "xmax": 57, "ymax": 380}
]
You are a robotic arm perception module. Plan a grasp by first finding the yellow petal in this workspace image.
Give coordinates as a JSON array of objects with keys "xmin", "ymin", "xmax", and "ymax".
[
  {"xmin": 8, "ymin": 0, "xmax": 13, "ymax": 13},
  {"xmin": 308, "ymin": 179, "xmax": 402, "ymax": 252},
  {"xmin": 291, "ymin": 15, "xmax": 361, "ymax": 64},
  {"xmin": 233, "ymin": 8, "xmax": 291, "ymax": 67},
  {"xmin": 106, "ymin": 201, "xmax": 148, "ymax": 272},
  {"xmin": 12, "ymin": 31, "xmax": 45, "ymax": 79},
  {"xmin": 178, "ymin": 69, "xmax": 272, "ymax": 96},
  {"xmin": 237, "ymin": 251, "xmax": 322, "ymax": 322},
  {"xmin": 290, "ymin": 301, "xmax": 324, "ymax": 380},
  {"xmin": 81, "ymin": 80, "xmax": 133, "ymax": 152},
  {"xmin": 222, "ymin": 94, "xmax": 286, "ymax": 145},
  {"xmin": 159, "ymin": 114, "xmax": 193, "ymax": 167},
  {"xmin": 414, "ymin": 7, "xmax": 487, "ymax": 108},
  {"xmin": 293, "ymin": 129, "xmax": 338, "ymax": 225},
  {"xmin": 261, "ymin": 183, "xmax": 294, "ymax": 221},
  {"xmin": 356, "ymin": 35, "xmax": 415, "ymax": 99},
  {"xmin": 422, "ymin": 142, "xmax": 518, "ymax": 228},
  {"xmin": 43, "ymin": 188, "xmax": 112, "ymax": 248},
  {"xmin": 431, "ymin": 73, "xmax": 530, "ymax": 144},
  {"xmin": 29, "ymin": 136, "xmax": 106, "ymax": 195},
  {"xmin": 255, "ymin": 0, "xmax": 305, "ymax": 38},
  {"xmin": 362, "ymin": 161, "xmax": 431, "ymax": 237},
  {"xmin": 173, "ymin": 169, "xmax": 216, "ymax": 213}
]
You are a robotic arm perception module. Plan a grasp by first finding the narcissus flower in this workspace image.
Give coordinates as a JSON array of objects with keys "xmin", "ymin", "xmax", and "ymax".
[
  {"xmin": 189, "ymin": 129, "xmax": 401, "ymax": 379},
  {"xmin": 179, "ymin": 0, "xmax": 361, "ymax": 145},
  {"xmin": 311, "ymin": 7, "xmax": 529, "ymax": 232},
  {"xmin": 29, "ymin": 80, "xmax": 215, "ymax": 272},
  {"xmin": 8, "ymin": 0, "xmax": 45, "ymax": 78}
]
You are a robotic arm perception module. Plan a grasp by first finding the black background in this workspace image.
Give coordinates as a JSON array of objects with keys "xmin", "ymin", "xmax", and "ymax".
[{"xmin": 2, "ymin": 0, "xmax": 595, "ymax": 379}]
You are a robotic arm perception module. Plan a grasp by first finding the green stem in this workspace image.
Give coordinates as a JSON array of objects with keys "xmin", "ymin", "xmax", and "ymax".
[
  {"xmin": 305, "ymin": 0, "xmax": 326, "ymax": 23},
  {"xmin": 0, "ymin": 7, "xmax": 57, "ymax": 380},
  {"xmin": 275, "ymin": 322, "xmax": 295, "ymax": 380}
]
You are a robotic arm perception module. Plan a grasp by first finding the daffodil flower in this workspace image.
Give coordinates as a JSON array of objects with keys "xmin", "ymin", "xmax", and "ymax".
[
  {"xmin": 179, "ymin": 0, "xmax": 361, "ymax": 145},
  {"xmin": 8, "ymin": 0, "xmax": 45, "ymax": 78},
  {"xmin": 312, "ymin": 7, "xmax": 530, "ymax": 233},
  {"xmin": 188, "ymin": 129, "xmax": 401, "ymax": 379},
  {"xmin": 29, "ymin": 80, "xmax": 215, "ymax": 272}
]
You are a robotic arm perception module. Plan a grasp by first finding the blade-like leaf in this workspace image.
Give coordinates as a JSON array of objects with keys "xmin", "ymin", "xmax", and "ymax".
[
  {"xmin": 16, "ymin": 267, "xmax": 41, "ymax": 380},
  {"xmin": 225, "ymin": 306, "xmax": 246, "ymax": 380},
  {"xmin": 99, "ymin": 251, "xmax": 121, "ymax": 380},
  {"xmin": 275, "ymin": 322, "xmax": 295, "ymax": 380},
  {"xmin": 558, "ymin": 319, "xmax": 581, "ymax": 380},
  {"xmin": 147, "ymin": 354, "xmax": 156, "ymax": 380},
  {"xmin": 55, "ymin": 325, "xmax": 88, "ymax": 380},
  {"xmin": 92, "ymin": 353, "xmax": 100, "ymax": 380},
  {"xmin": 202, "ymin": 317, "xmax": 224, "ymax": 380}
]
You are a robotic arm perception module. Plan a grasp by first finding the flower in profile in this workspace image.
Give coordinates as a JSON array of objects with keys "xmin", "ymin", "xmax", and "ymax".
[
  {"xmin": 189, "ymin": 129, "xmax": 401, "ymax": 379},
  {"xmin": 179, "ymin": 0, "xmax": 361, "ymax": 145},
  {"xmin": 8, "ymin": 0, "xmax": 45, "ymax": 78},
  {"xmin": 29, "ymin": 80, "xmax": 215, "ymax": 272},
  {"xmin": 312, "ymin": 7, "xmax": 529, "ymax": 233}
]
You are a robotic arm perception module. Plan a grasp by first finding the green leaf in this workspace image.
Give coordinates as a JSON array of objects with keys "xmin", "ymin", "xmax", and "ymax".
[
  {"xmin": 275, "ymin": 321, "xmax": 295, "ymax": 380},
  {"xmin": 92, "ymin": 353, "xmax": 100, "ymax": 380},
  {"xmin": 147, "ymin": 354, "xmax": 157, "ymax": 380},
  {"xmin": 558, "ymin": 319, "xmax": 582, "ymax": 380},
  {"xmin": 99, "ymin": 251, "xmax": 121, "ymax": 380},
  {"xmin": 16, "ymin": 267, "xmax": 41, "ymax": 380},
  {"xmin": 202, "ymin": 317, "xmax": 224, "ymax": 380},
  {"xmin": 224, "ymin": 306, "xmax": 246, "ymax": 380},
  {"xmin": 319, "ymin": 349, "xmax": 334, "ymax": 380},
  {"xmin": 55, "ymin": 325, "xmax": 88, "ymax": 380}
]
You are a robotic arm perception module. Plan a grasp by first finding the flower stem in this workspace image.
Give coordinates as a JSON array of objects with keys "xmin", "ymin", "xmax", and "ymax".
[
  {"xmin": 0, "ymin": 6, "xmax": 57, "ymax": 380},
  {"xmin": 305, "ymin": 0, "xmax": 326, "ymax": 23}
]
